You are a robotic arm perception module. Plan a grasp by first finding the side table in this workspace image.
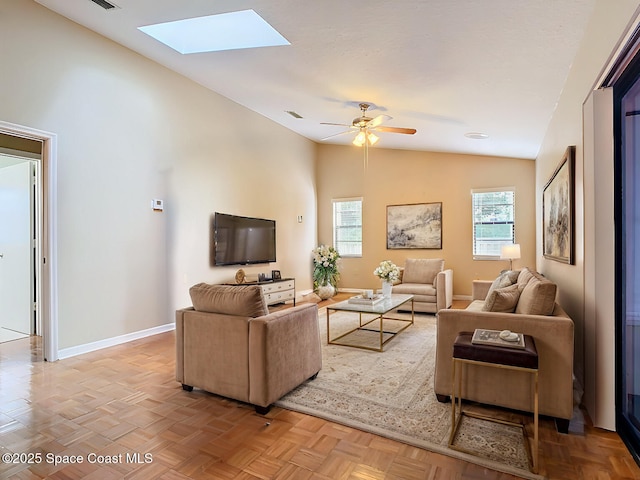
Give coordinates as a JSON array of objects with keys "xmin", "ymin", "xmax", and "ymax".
[{"xmin": 449, "ymin": 331, "xmax": 539, "ymax": 474}]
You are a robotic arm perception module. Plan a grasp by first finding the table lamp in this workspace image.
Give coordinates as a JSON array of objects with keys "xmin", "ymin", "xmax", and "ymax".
[{"xmin": 500, "ymin": 244, "xmax": 521, "ymax": 270}]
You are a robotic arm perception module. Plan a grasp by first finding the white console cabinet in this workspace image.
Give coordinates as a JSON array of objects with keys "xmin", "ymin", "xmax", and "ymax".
[{"xmin": 260, "ymin": 278, "xmax": 295, "ymax": 306}]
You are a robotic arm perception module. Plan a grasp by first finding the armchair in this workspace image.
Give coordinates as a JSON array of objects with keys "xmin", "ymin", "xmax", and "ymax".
[
  {"xmin": 175, "ymin": 283, "xmax": 322, "ymax": 413},
  {"xmin": 391, "ymin": 258, "xmax": 453, "ymax": 313}
]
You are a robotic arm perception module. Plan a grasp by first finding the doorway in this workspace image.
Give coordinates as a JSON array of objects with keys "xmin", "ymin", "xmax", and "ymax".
[
  {"xmin": 0, "ymin": 154, "xmax": 37, "ymax": 342},
  {"xmin": 0, "ymin": 122, "xmax": 58, "ymax": 361}
]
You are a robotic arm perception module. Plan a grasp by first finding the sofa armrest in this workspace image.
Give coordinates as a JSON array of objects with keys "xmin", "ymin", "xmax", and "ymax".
[
  {"xmin": 472, "ymin": 280, "xmax": 493, "ymax": 301},
  {"xmin": 248, "ymin": 303, "xmax": 322, "ymax": 407},
  {"xmin": 434, "ymin": 306, "xmax": 574, "ymax": 420},
  {"xmin": 436, "ymin": 269, "xmax": 453, "ymax": 310},
  {"xmin": 175, "ymin": 307, "xmax": 194, "ymax": 384}
]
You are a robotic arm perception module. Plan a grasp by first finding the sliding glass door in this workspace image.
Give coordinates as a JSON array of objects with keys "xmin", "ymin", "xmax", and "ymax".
[{"xmin": 616, "ymin": 56, "xmax": 640, "ymax": 463}]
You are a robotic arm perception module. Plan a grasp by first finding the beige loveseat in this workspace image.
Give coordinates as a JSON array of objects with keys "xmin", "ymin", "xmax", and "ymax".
[
  {"xmin": 176, "ymin": 284, "xmax": 322, "ymax": 414},
  {"xmin": 391, "ymin": 258, "xmax": 453, "ymax": 313},
  {"xmin": 435, "ymin": 267, "xmax": 575, "ymax": 432}
]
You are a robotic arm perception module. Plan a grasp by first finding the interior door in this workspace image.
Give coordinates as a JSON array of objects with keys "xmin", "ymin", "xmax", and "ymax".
[{"xmin": 0, "ymin": 159, "xmax": 33, "ymax": 336}]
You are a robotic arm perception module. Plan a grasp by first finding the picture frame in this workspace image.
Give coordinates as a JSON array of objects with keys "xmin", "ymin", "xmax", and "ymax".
[
  {"xmin": 387, "ymin": 202, "xmax": 442, "ymax": 249},
  {"xmin": 543, "ymin": 146, "xmax": 575, "ymax": 264}
]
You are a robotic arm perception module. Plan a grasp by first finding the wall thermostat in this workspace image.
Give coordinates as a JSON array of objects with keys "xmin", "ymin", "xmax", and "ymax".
[{"xmin": 152, "ymin": 199, "xmax": 164, "ymax": 211}]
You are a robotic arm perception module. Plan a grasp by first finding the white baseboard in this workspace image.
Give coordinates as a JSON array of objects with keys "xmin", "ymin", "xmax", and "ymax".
[{"xmin": 57, "ymin": 323, "xmax": 175, "ymax": 360}]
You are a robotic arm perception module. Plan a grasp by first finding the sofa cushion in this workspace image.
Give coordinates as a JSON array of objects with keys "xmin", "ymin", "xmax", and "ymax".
[
  {"xmin": 482, "ymin": 283, "xmax": 522, "ymax": 313},
  {"xmin": 392, "ymin": 282, "xmax": 437, "ymax": 303},
  {"xmin": 465, "ymin": 300, "xmax": 486, "ymax": 312},
  {"xmin": 486, "ymin": 270, "xmax": 520, "ymax": 298},
  {"xmin": 403, "ymin": 258, "xmax": 444, "ymax": 284},
  {"xmin": 189, "ymin": 283, "xmax": 268, "ymax": 318},
  {"xmin": 515, "ymin": 272, "xmax": 557, "ymax": 315},
  {"xmin": 392, "ymin": 282, "xmax": 436, "ymax": 297}
]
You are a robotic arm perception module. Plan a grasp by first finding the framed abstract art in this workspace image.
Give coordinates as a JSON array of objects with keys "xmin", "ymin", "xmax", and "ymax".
[{"xmin": 543, "ymin": 146, "xmax": 575, "ymax": 264}]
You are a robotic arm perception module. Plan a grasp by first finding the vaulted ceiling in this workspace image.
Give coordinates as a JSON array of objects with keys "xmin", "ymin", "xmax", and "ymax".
[{"xmin": 35, "ymin": 0, "xmax": 596, "ymax": 159}]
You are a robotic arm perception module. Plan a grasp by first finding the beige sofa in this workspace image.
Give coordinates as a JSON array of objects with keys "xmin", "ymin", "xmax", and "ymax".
[
  {"xmin": 391, "ymin": 258, "xmax": 453, "ymax": 313},
  {"xmin": 435, "ymin": 267, "xmax": 575, "ymax": 432},
  {"xmin": 175, "ymin": 284, "xmax": 322, "ymax": 414}
]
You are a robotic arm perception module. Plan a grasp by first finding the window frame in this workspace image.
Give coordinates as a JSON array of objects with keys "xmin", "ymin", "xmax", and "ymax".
[
  {"xmin": 471, "ymin": 187, "xmax": 516, "ymax": 260},
  {"xmin": 332, "ymin": 197, "xmax": 363, "ymax": 258}
]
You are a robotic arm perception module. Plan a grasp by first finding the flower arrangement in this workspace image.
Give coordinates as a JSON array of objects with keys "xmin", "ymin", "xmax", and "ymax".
[
  {"xmin": 373, "ymin": 260, "xmax": 400, "ymax": 283},
  {"xmin": 312, "ymin": 245, "xmax": 340, "ymax": 289}
]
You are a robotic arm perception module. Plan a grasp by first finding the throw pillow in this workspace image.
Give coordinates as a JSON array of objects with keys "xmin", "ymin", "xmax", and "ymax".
[
  {"xmin": 517, "ymin": 267, "xmax": 534, "ymax": 288},
  {"xmin": 189, "ymin": 283, "xmax": 269, "ymax": 317},
  {"xmin": 482, "ymin": 283, "xmax": 522, "ymax": 313},
  {"xmin": 403, "ymin": 258, "xmax": 444, "ymax": 284},
  {"xmin": 485, "ymin": 269, "xmax": 520, "ymax": 299},
  {"xmin": 515, "ymin": 274, "xmax": 557, "ymax": 315},
  {"xmin": 504, "ymin": 269, "xmax": 521, "ymax": 284}
]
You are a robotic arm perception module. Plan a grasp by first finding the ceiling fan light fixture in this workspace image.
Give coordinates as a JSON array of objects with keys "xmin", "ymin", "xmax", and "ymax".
[
  {"xmin": 352, "ymin": 131, "xmax": 379, "ymax": 147},
  {"xmin": 320, "ymin": 103, "xmax": 416, "ymax": 150}
]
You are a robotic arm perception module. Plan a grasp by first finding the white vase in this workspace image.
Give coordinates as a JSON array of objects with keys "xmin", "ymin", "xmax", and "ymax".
[
  {"xmin": 317, "ymin": 283, "xmax": 336, "ymax": 300},
  {"xmin": 382, "ymin": 280, "xmax": 393, "ymax": 298}
]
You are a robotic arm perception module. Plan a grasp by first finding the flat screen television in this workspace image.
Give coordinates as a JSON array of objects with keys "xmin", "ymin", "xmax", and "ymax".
[{"xmin": 213, "ymin": 212, "xmax": 276, "ymax": 266}]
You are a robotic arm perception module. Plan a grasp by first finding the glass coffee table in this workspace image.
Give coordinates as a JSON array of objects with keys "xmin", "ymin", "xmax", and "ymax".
[{"xmin": 326, "ymin": 294, "xmax": 414, "ymax": 352}]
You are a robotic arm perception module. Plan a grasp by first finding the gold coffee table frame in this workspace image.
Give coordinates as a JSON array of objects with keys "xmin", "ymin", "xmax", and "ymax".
[{"xmin": 326, "ymin": 294, "xmax": 414, "ymax": 352}]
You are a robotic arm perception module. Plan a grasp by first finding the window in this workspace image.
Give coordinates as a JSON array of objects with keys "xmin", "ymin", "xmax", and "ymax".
[
  {"xmin": 333, "ymin": 198, "xmax": 362, "ymax": 257},
  {"xmin": 471, "ymin": 188, "xmax": 515, "ymax": 259}
]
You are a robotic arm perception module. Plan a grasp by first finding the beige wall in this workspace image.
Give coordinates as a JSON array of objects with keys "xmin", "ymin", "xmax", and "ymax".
[
  {"xmin": 536, "ymin": 0, "xmax": 640, "ymax": 430},
  {"xmin": 0, "ymin": 1, "xmax": 316, "ymax": 350},
  {"xmin": 316, "ymin": 145, "xmax": 535, "ymax": 295}
]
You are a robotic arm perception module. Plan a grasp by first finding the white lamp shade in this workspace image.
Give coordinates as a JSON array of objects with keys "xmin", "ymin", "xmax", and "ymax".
[{"xmin": 500, "ymin": 243, "xmax": 521, "ymax": 260}]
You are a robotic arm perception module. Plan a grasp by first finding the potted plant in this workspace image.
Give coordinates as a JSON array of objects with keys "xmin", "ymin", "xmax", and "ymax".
[{"xmin": 312, "ymin": 245, "xmax": 340, "ymax": 299}]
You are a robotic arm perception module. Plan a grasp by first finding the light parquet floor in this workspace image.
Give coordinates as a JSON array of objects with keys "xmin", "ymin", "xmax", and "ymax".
[{"xmin": 0, "ymin": 297, "xmax": 638, "ymax": 479}]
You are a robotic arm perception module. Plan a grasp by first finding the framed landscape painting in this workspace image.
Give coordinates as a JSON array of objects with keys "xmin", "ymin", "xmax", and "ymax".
[
  {"xmin": 543, "ymin": 146, "xmax": 575, "ymax": 264},
  {"xmin": 387, "ymin": 202, "xmax": 442, "ymax": 249}
]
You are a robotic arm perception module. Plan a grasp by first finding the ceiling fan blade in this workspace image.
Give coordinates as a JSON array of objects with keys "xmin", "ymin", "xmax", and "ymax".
[
  {"xmin": 368, "ymin": 114, "xmax": 392, "ymax": 129},
  {"xmin": 320, "ymin": 130, "xmax": 354, "ymax": 141},
  {"xmin": 320, "ymin": 122, "xmax": 352, "ymax": 127},
  {"xmin": 374, "ymin": 126, "xmax": 417, "ymax": 135}
]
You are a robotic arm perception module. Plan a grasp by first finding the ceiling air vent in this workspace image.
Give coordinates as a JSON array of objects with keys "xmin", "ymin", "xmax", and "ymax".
[{"xmin": 89, "ymin": 0, "xmax": 120, "ymax": 10}]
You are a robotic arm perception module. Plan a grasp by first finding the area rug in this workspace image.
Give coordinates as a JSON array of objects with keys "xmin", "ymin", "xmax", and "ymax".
[{"xmin": 275, "ymin": 308, "xmax": 544, "ymax": 480}]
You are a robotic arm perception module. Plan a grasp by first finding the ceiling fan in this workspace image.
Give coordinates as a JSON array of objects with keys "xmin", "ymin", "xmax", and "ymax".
[{"xmin": 320, "ymin": 103, "xmax": 417, "ymax": 147}]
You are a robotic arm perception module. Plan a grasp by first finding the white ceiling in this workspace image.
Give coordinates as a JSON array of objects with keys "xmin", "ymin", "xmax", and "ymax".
[{"xmin": 35, "ymin": 0, "xmax": 596, "ymax": 159}]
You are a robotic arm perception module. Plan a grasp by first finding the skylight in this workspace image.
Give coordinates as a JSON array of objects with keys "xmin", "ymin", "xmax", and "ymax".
[{"xmin": 138, "ymin": 10, "xmax": 290, "ymax": 54}]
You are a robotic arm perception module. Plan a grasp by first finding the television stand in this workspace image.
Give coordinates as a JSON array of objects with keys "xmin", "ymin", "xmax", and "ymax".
[{"xmin": 227, "ymin": 278, "xmax": 295, "ymax": 306}]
